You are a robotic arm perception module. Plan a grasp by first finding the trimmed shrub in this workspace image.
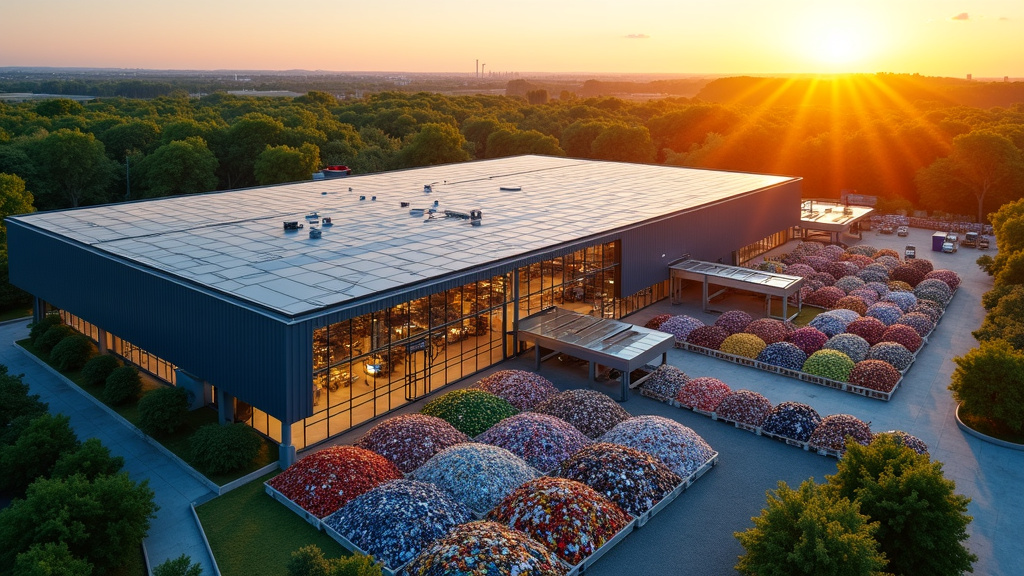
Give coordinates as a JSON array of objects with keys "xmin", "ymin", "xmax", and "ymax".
[
  {"xmin": 102, "ymin": 366, "xmax": 142, "ymax": 406},
  {"xmin": 189, "ymin": 423, "xmax": 262, "ymax": 475},
  {"xmin": 28, "ymin": 314, "xmax": 63, "ymax": 346},
  {"xmin": 49, "ymin": 334, "xmax": 94, "ymax": 372},
  {"xmin": 153, "ymin": 554, "xmax": 202, "ymax": 576},
  {"xmin": 35, "ymin": 325, "xmax": 74, "ymax": 355},
  {"xmin": 138, "ymin": 387, "xmax": 190, "ymax": 436},
  {"xmin": 81, "ymin": 355, "xmax": 121, "ymax": 387}
]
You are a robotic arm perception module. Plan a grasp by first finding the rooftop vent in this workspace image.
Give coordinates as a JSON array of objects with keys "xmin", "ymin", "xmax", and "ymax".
[
  {"xmin": 322, "ymin": 217, "xmax": 333, "ymax": 227},
  {"xmin": 283, "ymin": 221, "xmax": 303, "ymax": 231},
  {"xmin": 309, "ymin": 228, "xmax": 322, "ymax": 239},
  {"xmin": 499, "ymin": 186, "xmax": 521, "ymax": 192},
  {"xmin": 423, "ymin": 184, "xmax": 433, "ymax": 193}
]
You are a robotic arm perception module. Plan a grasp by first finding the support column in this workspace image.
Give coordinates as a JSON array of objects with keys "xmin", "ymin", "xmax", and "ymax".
[
  {"xmin": 97, "ymin": 329, "xmax": 108, "ymax": 354},
  {"xmin": 32, "ymin": 297, "xmax": 44, "ymax": 323},
  {"xmin": 279, "ymin": 422, "xmax": 296, "ymax": 468},
  {"xmin": 217, "ymin": 388, "xmax": 235, "ymax": 425}
]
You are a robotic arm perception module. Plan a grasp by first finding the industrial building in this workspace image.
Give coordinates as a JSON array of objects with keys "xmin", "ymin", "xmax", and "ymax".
[{"xmin": 7, "ymin": 155, "xmax": 801, "ymax": 465}]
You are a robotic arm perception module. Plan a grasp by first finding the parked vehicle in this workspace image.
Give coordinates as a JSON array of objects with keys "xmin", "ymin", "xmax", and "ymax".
[
  {"xmin": 962, "ymin": 231, "xmax": 979, "ymax": 248},
  {"xmin": 942, "ymin": 240, "xmax": 957, "ymax": 253},
  {"xmin": 905, "ymin": 245, "xmax": 916, "ymax": 259},
  {"xmin": 880, "ymin": 224, "xmax": 895, "ymax": 234},
  {"xmin": 897, "ymin": 225, "xmax": 909, "ymax": 237},
  {"xmin": 979, "ymin": 236, "xmax": 990, "ymax": 250}
]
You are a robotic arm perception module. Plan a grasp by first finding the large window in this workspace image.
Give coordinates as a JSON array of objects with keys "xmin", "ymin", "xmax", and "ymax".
[
  {"xmin": 58, "ymin": 310, "xmax": 177, "ymax": 385},
  {"xmin": 295, "ymin": 274, "xmax": 511, "ymax": 450},
  {"xmin": 518, "ymin": 242, "xmax": 621, "ymax": 321},
  {"xmin": 736, "ymin": 229, "xmax": 790, "ymax": 266}
]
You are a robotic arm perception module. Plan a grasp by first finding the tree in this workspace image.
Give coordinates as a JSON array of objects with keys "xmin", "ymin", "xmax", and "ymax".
[
  {"xmin": 13, "ymin": 542, "xmax": 93, "ymax": 576},
  {"xmin": 917, "ymin": 131, "xmax": 1024, "ymax": 222},
  {"xmin": 287, "ymin": 545, "xmax": 382, "ymax": 576},
  {"xmin": 24, "ymin": 129, "xmax": 115, "ymax": 208},
  {"xmin": 0, "ymin": 366, "xmax": 48, "ymax": 445},
  {"xmin": 735, "ymin": 479, "xmax": 886, "ymax": 576},
  {"xmin": 0, "ymin": 173, "xmax": 35, "ymax": 245},
  {"xmin": 590, "ymin": 124, "xmax": 656, "ymax": 163},
  {"xmin": 98, "ymin": 120, "xmax": 161, "ymax": 162},
  {"xmin": 526, "ymin": 89, "xmax": 549, "ymax": 105},
  {"xmin": 950, "ymin": 339, "xmax": 1024, "ymax": 433},
  {"xmin": 0, "ymin": 472, "xmax": 157, "ymax": 573},
  {"xmin": 215, "ymin": 114, "xmax": 287, "ymax": 189},
  {"xmin": 254, "ymin": 143, "xmax": 320, "ymax": 185},
  {"xmin": 395, "ymin": 123, "xmax": 470, "ymax": 168},
  {"xmin": 0, "ymin": 412, "xmax": 80, "ymax": 495},
  {"xmin": 34, "ymin": 99, "xmax": 84, "ymax": 118},
  {"xmin": 485, "ymin": 129, "xmax": 565, "ymax": 158},
  {"xmin": 560, "ymin": 121, "xmax": 609, "ymax": 158},
  {"xmin": 461, "ymin": 117, "xmax": 511, "ymax": 159},
  {"xmin": 973, "ymin": 284, "xmax": 1024, "ymax": 350},
  {"xmin": 827, "ymin": 435, "xmax": 976, "ymax": 576},
  {"xmin": 51, "ymin": 437, "xmax": 124, "ymax": 481},
  {"xmin": 153, "ymin": 554, "xmax": 202, "ymax": 576},
  {"xmin": 138, "ymin": 137, "xmax": 219, "ymax": 197}
]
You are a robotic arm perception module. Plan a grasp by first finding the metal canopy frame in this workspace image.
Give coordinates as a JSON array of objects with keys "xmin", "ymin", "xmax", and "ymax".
[
  {"xmin": 517, "ymin": 307, "xmax": 675, "ymax": 401},
  {"xmin": 669, "ymin": 259, "xmax": 805, "ymax": 321}
]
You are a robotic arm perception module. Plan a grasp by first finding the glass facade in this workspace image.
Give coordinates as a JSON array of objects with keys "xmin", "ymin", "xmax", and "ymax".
[
  {"xmin": 50, "ymin": 238, "xmax": 674, "ymax": 452},
  {"xmin": 736, "ymin": 230, "xmax": 791, "ymax": 266}
]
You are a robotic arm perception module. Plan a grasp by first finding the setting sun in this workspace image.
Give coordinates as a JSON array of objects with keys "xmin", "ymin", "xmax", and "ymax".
[{"xmin": 818, "ymin": 29, "xmax": 865, "ymax": 64}]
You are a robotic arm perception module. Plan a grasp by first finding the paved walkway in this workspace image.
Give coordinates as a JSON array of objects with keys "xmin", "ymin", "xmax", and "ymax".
[{"xmin": 0, "ymin": 321, "xmax": 217, "ymax": 576}]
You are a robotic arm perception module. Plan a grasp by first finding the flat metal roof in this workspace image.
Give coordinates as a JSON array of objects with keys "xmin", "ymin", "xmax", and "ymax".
[
  {"xmin": 670, "ymin": 259, "xmax": 804, "ymax": 296},
  {"xmin": 518, "ymin": 307, "xmax": 676, "ymax": 370},
  {"xmin": 800, "ymin": 199, "xmax": 874, "ymax": 232},
  {"xmin": 13, "ymin": 155, "xmax": 795, "ymax": 316}
]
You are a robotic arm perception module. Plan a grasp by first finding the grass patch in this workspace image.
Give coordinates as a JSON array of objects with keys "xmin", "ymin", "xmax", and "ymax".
[
  {"xmin": 959, "ymin": 406, "xmax": 1024, "ymax": 445},
  {"xmin": 0, "ymin": 307, "xmax": 31, "ymax": 323},
  {"xmin": 16, "ymin": 338, "xmax": 277, "ymax": 485},
  {"xmin": 768, "ymin": 301, "xmax": 821, "ymax": 326},
  {"xmin": 196, "ymin": 473, "xmax": 348, "ymax": 576}
]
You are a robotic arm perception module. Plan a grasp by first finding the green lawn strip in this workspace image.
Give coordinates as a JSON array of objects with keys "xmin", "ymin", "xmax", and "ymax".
[
  {"xmin": 196, "ymin": 473, "xmax": 349, "ymax": 576},
  {"xmin": 768, "ymin": 300, "xmax": 820, "ymax": 326},
  {"xmin": 959, "ymin": 406, "xmax": 1024, "ymax": 444},
  {"xmin": 0, "ymin": 308, "xmax": 31, "ymax": 322},
  {"xmin": 16, "ymin": 338, "xmax": 277, "ymax": 484}
]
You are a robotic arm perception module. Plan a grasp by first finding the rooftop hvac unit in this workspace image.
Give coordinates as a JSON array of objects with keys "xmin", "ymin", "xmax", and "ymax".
[
  {"xmin": 283, "ymin": 221, "xmax": 304, "ymax": 231},
  {"xmin": 471, "ymin": 210, "xmax": 482, "ymax": 226},
  {"xmin": 322, "ymin": 217, "xmax": 333, "ymax": 227},
  {"xmin": 309, "ymin": 228, "xmax": 322, "ymax": 239},
  {"xmin": 423, "ymin": 184, "xmax": 433, "ymax": 193}
]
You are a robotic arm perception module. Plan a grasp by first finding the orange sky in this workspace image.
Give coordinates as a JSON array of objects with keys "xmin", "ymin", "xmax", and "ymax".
[{"xmin": 3, "ymin": 1, "xmax": 1022, "ymax": 77}]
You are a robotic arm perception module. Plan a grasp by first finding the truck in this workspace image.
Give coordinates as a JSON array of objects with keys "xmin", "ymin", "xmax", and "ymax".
[
  {"xmin": 905, "ymin": 245, "xmax": 916, "ymax": 259},
  {"xmin": 962, "ymin": 231, "xmax": 979, "ymax": 248},
  {"xmin": 979, "ymin": 236, "xmax": 990, "ymax": 250}
]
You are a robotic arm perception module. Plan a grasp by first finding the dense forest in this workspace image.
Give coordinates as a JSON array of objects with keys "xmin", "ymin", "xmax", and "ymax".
[{"xmin": 1, "ymin": 72, "xmax": 1023, "ymax": 310}]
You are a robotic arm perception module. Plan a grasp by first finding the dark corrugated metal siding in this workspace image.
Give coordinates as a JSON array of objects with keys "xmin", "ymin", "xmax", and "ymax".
[
  {"xmin": 7, "ymin": 222, "xmax": 304, "ymax": 423},
  {"xmin": 619, "ymin": 181, "xmax": 801, "ymax": 295}
]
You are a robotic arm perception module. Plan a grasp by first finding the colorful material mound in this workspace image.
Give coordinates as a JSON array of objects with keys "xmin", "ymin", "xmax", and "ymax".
[
  {"xmin": 686, "ymin": 325, "xmax": 730, "ymax": 350},
  {"xmin": 786, "ymin": 327, "xmax": 829, "ymax": 355},
  {"xmin": 907, "ymin": 258, "xmax": 934, "ymax": 274},
  {"xmin": 472, "ymin": 369, "xmax": 559, "ymax": 411},
  {"xmin": 644, "ymin": 314, "xmax": 672, "ymax": 330},
  {"xmin": 601, "ymin": 415, "xmax": 715, "ymax": 478},
  {"xmin": 833, "ymin": 275, "xmax": 866, "ymax": 294},
  {"xmin": 533, "ymin": 389, "xmax": 631, "ymax": 439},
  {"xmin": 676, "ymin": 377, "xmax": 732, "ymax": 412},
  {"xmin": 744, "ymin": 318, "xmax": 791, "ymax": 344},
  {"xmin": 556, "ymin": 442, "xmax": 682, "ymax": 517},
  {"xmin": 806, "ymin": 286, "xmax": 846, "ymax": 308},
  {"xmin": 882, "ymin": 291, "xmax": 918, "ymax": 312},
  {"xmin": 411, "ymin": 443, "xmax": 539, "ymax": 514},
  {"xmin": 405, "ymin": 520, "xmax": 567, "ymax": 576},
  {"xmin": 808, "ymin": 414, "xmax": 874, "ymax": 452},
  {"xmin": 914, "ymin": 279, "xmax": 953, "ymax": 307},
  {"xmin": 857, "ymin": 264, "xmax": 890, "ymax": 284},
  {"xmin": 714, "ymin": 310, "xmax": 754, "ymax": 334},
  {"xmin": 421, "ymin": 389, "xmax": 518, "ymax": 437},
  {"xmin": 267, "ymin": 446, "xmax": 402, "ymax": 518},
  {"xmin": 637, "ymin": 364, "xmax": 691, "ymax": 402},
  {"xmin": 761, "ymin": 402, "xmax": 823, "ymax": 442},
  {"xmin": 849, "ymin": 359, "xmax": 901, "ymax": 393},
  {"xmin": 867, "ymin": 342, "xmax": 915, "ymax": 372},
  {"xmin": 354, "ymin": 414, "xmax": 470, "ymax": 473},
  {"xmin": 924, "ymin": 269, "xmax": 961, "ymax": 290},
  {"xmin": 844, "ymin": 316, "xmax": 888, "ymax": 346},
  {"xmin": 849, "ymin": 288, "xmax": 880, "ymax": 305},
  {"xmin": 865, "ymin": 302, "xmax": 903, "ymax": 326},
  {"xmin": 714, "ymin": 389, "xmax": 773, "ymax": 427},
  {"xmin": 808, "ymin": 313, "xmax": 850, "ymax": 338},
  {"xmin": 322, "ymin": 479, "xmax": 472, "ymax": 569},
  {"xmin": 476, "ymin": 413, "xmax": 591, "ymax": 473},
  {"xmin": 890, "ymin": 264, "xmax": 926, "ymax": 287},
  {"xmin": 756, "ymin": 341, "xmax": 807, "ymax": 371},
  {"xmin": 802, "ymin": 349, "xmax": 855, "ymax": 381},
  {"xmin": 658, "ymin": 315, "xmax": 705, "ymax": 341},
  {"xmin": 896, "ymin": 312, "xmax": 935, "ymax": 337},
  {"xmin": 823, "ymin": 333, "xmax": 871, "ymax": 363},
  {"xmin": 880, "ymin": 324, "xmax": 923, "ymax": 352},
  {"xmin": 488, "ymin": 477, "xmax": 632, "ymax": 565},
  {"xmin": 719, "ymin": 333, "xmax": 767, "ymax": 358},
  {"xmin": 832, "ymin": 295, "xmax": 868, "ymax": 315}
]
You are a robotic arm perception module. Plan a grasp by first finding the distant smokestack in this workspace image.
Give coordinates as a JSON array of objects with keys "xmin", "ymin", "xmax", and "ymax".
[
  {"xmin": 967, "ymin": 73, "xmax": 972, "ymax": 81},
  {"xmin": 1006, "ymin": 76, "xmax": 1010, "ymax": 83},
  {"xmin": 482, "ymin": 63, "xmax": 486, "ymax": 76},
  {"xmin": 476, "ymin": 60, "xmax": 479, "ymax": 78}
]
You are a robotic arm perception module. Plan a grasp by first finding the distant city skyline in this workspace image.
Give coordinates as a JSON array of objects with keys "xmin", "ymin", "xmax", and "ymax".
[{"xmin": 4, "ymin": 1, "xmax": 1022, "ymax": 77}]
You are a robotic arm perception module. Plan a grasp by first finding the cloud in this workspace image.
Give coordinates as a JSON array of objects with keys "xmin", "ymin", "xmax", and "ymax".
[
  {"xmin": 625, "ymin": 34, "xmax": 650, "ymax": 39},
  {"xmin": 951, "ymin": 12, "xmax": 969, "ymax": 21},
  {"xmin": 999, "ymin": 16, "xmax": 1010, "ymax": 21}
]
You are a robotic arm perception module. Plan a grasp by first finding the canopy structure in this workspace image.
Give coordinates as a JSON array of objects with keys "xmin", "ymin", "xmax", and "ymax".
[
  {"xmin": 669, "ymin": 259, "xmax": 805, "ymax": 321},
  {"xmin": 517, "ymin": 307, "xmax": 675, "ymax": 401},
  {"xmin": 798, "ymin": 199, "xmax": 874, "ymax": 244}
]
